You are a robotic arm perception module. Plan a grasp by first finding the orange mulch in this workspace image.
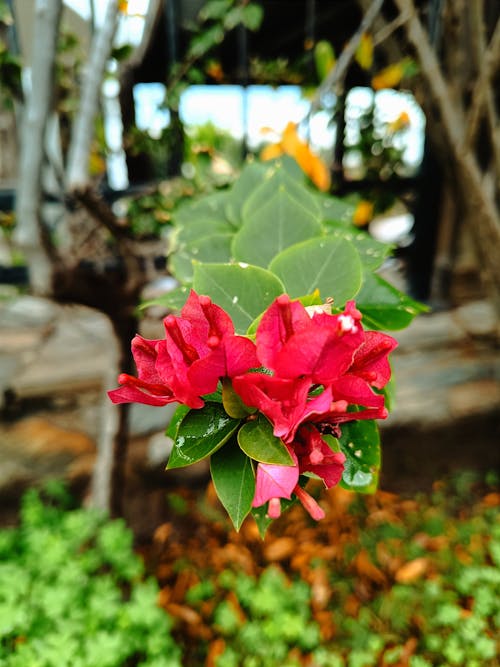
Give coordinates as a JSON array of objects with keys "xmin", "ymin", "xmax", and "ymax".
[{"xmin": 140, "ymin": 478, "xmax": 499, "ymax": 658}]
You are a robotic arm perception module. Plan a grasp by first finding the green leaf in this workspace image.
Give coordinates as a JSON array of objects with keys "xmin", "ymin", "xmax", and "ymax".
[
  {"xmin": 139, "ymin": 285, "xmax": 190, "ymax": 313},
  {"xmin": 232, "ymin": 185, "xmax": 322, "ymax": 267},
  {"xmin": 111, "ymin": 44, "xmax": 133, "ymax": 62},
  {"xmin": 251, "ymin": 496, "xmax": 297, "ymax": 538},
  {"xmin": 339, "ymin": 419, "xmax": 381, "ymax": 493},
  {"xmin": 313, "ymin": 193, "xmax": 356, "ymax": 224},
  {"xmin": 356, "ymin": 272, "xmax": 428, "ymax": 330},
  {"xmin": 241, "ymin": 165, "xmax": 320, "ymax": 221},
  {"xmin": 173, "ymin": 190, "xmax": 231, "ymax": 227},
  {"xmin": 198, "ymin": 0, "xmax": 232, "ymax": 22},
  {"xmin": 173, "ymin": 219, "xmax": 232, "ymax": 245},
  {"xmin": 168, "ymin": 248, "xmax": 195, "ymax": 284},
  {"xmin": 222, "ymin": 378, "xmax": 256, "ymax": 418},
  {"xmin": 224, "ymin": 161, "xmax": 268, "ymax": 226},
  {"xmin": 193, "ymin": 262, "xmax": 285, "ymax": 334},
  {"xmin": 242, "ymin": 3, "xmax": 264, "ymax": 31},
  {"xmin": 165, "ymin": 404, "xmax": 190, "ymax": 440},
  {"xmin": 238, "ymin": 415, "xmax": 294, "ymax": 465},
  {"xmin": 188, "ymin": 24, "xmax": 225, "ymax": 58},
  {"xmin": 167, "ymin": 403, "xmax": 241, "ymax": 469},
  {"xmin": 269, "ymin": 236, "xmax": 363, "ymax": 302},
  {"xmin": 210, "ymin": 440, "xmax": 255, "ymax": 531},
  {"xmin": 324, "ymin": 223, "xmax": 392, "ymax": 270},
  {"xmin": 169, "ymin": 233, "xmax": 233, "ymax": 283}
]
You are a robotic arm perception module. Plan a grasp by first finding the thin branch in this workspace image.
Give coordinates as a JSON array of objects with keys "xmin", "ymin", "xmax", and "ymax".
[
  {"xmin": 66, "ymin": 0, "xmax": 119, "ymax": 190},
  {"xmin": 464, "ymin": 17, "xmax": 500, "ymax": 154},
  {"xmin": 373, "ymin": 11, "xmax": 409, "ymax": 46},
  {"xmin": 72, "ymin": 186, "xmax": 129, "ymax": 238},
  {"xmin": 393, "ymin": 0, "xmax": 500, "ymax": 309},
  {"xmin": 309, "ymin": 0, "xmax": 385, "ymax": 113}
]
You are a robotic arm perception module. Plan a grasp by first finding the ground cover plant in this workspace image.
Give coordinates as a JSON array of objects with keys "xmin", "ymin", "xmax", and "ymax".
[
  {"xmin": 152, "ymin": 470, "xmax": 500, "ymax": 666},
  {"xmin": 0, "ymin": 483, "xmax": 181, "ymax": 667}
]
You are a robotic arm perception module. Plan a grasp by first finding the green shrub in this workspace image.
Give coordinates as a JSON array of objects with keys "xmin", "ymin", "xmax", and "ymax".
[{"xmin": 0, "ymin": 485, "xmax": 181, "ymax": 667}]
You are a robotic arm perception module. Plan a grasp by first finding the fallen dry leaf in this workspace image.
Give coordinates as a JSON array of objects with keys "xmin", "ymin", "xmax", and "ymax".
[
  {"xmin": 263, "ymin": 536, "xmax": 296, "ymax": 562},
  {"xmin": 353, "ymin": 548, "xmax": 387, "ymax": 586},
  {"xmin": 395, "ymin": 557, "xmax": 429, "ymax": 583}
]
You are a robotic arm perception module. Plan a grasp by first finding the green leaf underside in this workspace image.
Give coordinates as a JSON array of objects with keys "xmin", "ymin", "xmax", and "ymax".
[
  {"xmin": 339, "ymin": 418, "xmax": 381, "ymax": 493},
  {"xmin": 238, "ymin": 415, "xmax": 294, "ymax": 465},
  {"xmin": 167, "ymin": 402, "xmax": 241, "ymax": 469},
  {"xmin": 222, "ymin": 378, "xmax": 255, "ymax": 418},
  {"xmin": 210, "ymin": 441, "xmax": 255, "ymax": 531},
  {"xmin": 232, "ymin": 188, "xmax": 323, "ymax": 268},
  {"xmin": 269, "ymin": 236, "xmax": 363, "ymax": 303},
  {"xmin": 356, "ymin": 271, "xmax": 428, "ymax": 330},
  {"xmin": 192, "ymin": 262, "xmax": 285, "ymax": 334},
  {"xmin": 324, "ymin": 223, "xmax": 392, "ymax": 270}
]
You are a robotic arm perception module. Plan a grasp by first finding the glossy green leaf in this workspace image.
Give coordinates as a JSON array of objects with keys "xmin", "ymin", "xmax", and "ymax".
[
  {"xmin": 232, "ymin": 188, "xmax": 322, "ymax": 268},
  {"xmin": 238, "ymin": 415, "xmax": 294, "ymax": 465},
  {"xmin": 210, "ymin": 440, "xmax": 255, "ymax": 531},
  {"xmin": 324, "ymin": 223, "xmax": 392, "ymax": 270},
  {"xmin": 165, "ymin": 404, "xmax": 190, "ymax": 440},
  {"xmin": 222, "ymin": 378, "xmax": 256, "ymax": 418},
  {"xmin": 339, "ymin": 419, "xmax": 381, "ymax": 493},
  {"xmin": 193, "ymin": 262, "xmax": 285, "ymax": 334},
  {"xmin": 167, "ymin": 403, "xmax": 241, "ymax": 469},
  {"xmin": 269, "ymin": 236, "xmax": 363, "ymax": 302},
  {"xmin": 356, "ymin": 272, "xmax": 428, "ymax": 330}
]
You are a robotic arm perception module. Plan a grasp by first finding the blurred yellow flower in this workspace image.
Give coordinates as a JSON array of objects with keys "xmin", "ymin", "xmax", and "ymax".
[
  {"xmin": 372, "ymin": 58, "xmax": 416, "ymax": 91},
  {"xmin": 260, "ymin": 122, "xmax": 331, "ymax": 192},
  {"xmin": 372, "ymin": 63, "xmax": 404, "ymax": 90},
  {"xmin": 355, "ymin": 33, "xmax": 374, "ymax": 71},
  {"xmin": 353, "ymin": 200, "xmax": 374, "ymax": 227},
  {"xmin": 118, "ymin": 1, "xmax": 128, "ymax": 14}
]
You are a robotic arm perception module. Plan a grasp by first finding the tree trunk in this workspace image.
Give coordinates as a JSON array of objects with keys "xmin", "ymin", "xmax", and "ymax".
[
  {"xmin": 14, "ymin": 0, "xmax": 62, "ymax": 294},
  {"xmin": 66, "ymin": 0, "xmax": 119, "ymax": 190}
]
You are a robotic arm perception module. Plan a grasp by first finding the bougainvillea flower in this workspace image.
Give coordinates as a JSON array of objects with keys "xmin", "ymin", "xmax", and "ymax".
[
  {"xmin": 232, "ymin": 374, "xmax": 334, "ymax": 443},
  {"xmin": 347, "ymin": 330, "xmax": 398, "ymax": 389},
  {"xmin": 109, "ymin": 290, "xmax": 258, "ymax": 409},
  {"xmin": 252, "ymin": 425, "xmax": 345, "ymax": 520},
  {"xmin": 293, "ymin": 425, "xmax": 346, "ymax": 488},
  {"xmin": 255, "ymin": 294, "xmax": 313, "ymax": 370},
  {"xmin": 108, "ymin": 335, "xmax": 180, "ymax": 407},
  {"xmin": 252, "ymin": 445, "xmax": 299, "ymax": 518},
  {"xmin": 256, "ymin": 297, "xmax": 363, "ymax": 384}
]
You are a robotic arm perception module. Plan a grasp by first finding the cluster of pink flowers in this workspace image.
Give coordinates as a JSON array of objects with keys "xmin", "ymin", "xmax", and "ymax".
[{"xmin": 109, "ymin": 290, "xmax": 397, "ymax": 521}]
